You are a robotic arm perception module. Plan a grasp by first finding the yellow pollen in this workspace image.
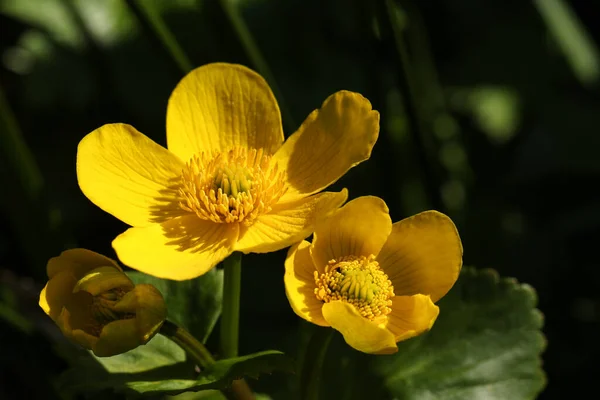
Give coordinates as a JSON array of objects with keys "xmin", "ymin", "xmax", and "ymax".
[
  {"xmin": 314, "ymin": 255, "xmax": 395, "ymax": 320},
  {"xmin": 178, "ymin": 147, "xmax": 287, "ymax": 225}
]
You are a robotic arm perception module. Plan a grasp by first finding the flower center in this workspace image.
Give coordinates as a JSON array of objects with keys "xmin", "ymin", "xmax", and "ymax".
[
  {"xmin": 178, "ymin": 147, "xmax": 287, "ymax": 225},
  {"xmin": 214, "ymin": 164, "xmax": 253, "ymax": 196},
  {"xmin": 314, "ymin": 255, "xmax": 395, "ymax": 320}
]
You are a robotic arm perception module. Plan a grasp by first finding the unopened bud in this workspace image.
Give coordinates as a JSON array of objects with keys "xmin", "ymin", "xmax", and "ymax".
[{"xmin": 39, "ymin": 249, "xmax": 166, "ymax": 356}]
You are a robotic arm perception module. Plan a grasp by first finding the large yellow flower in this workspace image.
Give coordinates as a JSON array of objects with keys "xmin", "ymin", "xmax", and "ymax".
[
  {"xmin": 77, "ymin": 63, "xmax": 379, "ymax": 280},
  {"xmin": 284, "ymin": 196, "xmax": 462, "ymax": 354}
]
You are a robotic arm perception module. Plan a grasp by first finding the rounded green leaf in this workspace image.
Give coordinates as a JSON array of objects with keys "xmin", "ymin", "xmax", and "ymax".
[{"xmin": 372, "ymin": 267, "xmax": 546, "ymax": 399}]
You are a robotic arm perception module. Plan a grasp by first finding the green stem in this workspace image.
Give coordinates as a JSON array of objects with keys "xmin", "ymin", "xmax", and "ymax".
[
  {"xmin": 0, "ymin": 84, "xmax": 58, "ymax": 270},
  {"xmin": 0, "ymin": 85, "xmax": 43, "ymax": 199},
  {"xmin": 127, "ymin": 0, "xmax": 194, "ymax": 74},
  {"xmin": 218, "ymin": 0, "xmax": 296, "ymax": 133},
  {"xmin": 220, "ymin": 252, "xmax": 242, "ymax": 358},
  {"xmin": 379, "ymin": 0, "xmax": 444, "ymax": 211},
  {"xmin": 160, "ymin": 320, "xmax": 215, "ymax": 368},
  {"xmin": 301, "ymin": 327, "xmax": 334, "ymax": 400},
  {"xmin": 160, "ymin": 320, "xmax": 254, "ymax": 400}
]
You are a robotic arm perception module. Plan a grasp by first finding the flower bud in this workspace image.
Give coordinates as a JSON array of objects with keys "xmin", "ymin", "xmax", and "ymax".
[{"xmin": 39, "ymin": 249, "xmax": 167, "ymax": 356}]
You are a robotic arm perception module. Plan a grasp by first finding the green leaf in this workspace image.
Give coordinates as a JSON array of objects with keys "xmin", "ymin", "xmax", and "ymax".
[
  {"xmin": 126, "ymin": 350, "xmax": 294, "ymax": 396},
  {"xmin": 168, "ymin": 391, "xmax": 273, "ymax": 400},
  {"xmin": 372, "ymin": 267, "xmax": 546, "ymax": 400},
  {"xmin": 97, "ymin": 334, "xmax": 186, "ymax": 373},
  {"xmin": 128, "ymin": 268, "xmax": 223, "ymax": 343},
  {"xmin": 58, "ymin": 334, "xmax": 191, "ymax": 395},
  {"xmin": 60, "ymin": 348, "xmax": 293, "ymax": 397}
]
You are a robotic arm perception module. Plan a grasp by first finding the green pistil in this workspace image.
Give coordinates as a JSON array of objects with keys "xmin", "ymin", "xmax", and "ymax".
[
  {"xmin": 214, "ymin": 165, "xmax": 252, "ymax": 196},
  {"xmin": 338, "ymin": 270, "xmax": 379, "ymax": 303}
]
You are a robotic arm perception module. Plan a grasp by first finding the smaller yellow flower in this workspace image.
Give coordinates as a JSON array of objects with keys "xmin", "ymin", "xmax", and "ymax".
[
  {"xmin": 39, "ymin": 249, "xmax": 167, "ymax": 357},
  {"xmin": 284, "ymin": 197, "xmax": 463, "ymax": 354}
]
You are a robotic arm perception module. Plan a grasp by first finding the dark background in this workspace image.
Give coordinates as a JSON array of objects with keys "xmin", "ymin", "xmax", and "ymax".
[{"xmin": 1, "ymin": 0, "xmax": 599, "ymax": 398}]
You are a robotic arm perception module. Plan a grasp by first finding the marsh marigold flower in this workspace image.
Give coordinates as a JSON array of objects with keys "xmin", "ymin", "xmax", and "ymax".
[
  {"xmin": 284, "ymin": 197, "xmax": 463, "ymax": 354},
  {"xmin": 76, "ymin": 63, "xmax": 379, "ymax": 280},
  {"xmin": 39, "ymin": 249, "xmax": 166, "ymax": 357}
]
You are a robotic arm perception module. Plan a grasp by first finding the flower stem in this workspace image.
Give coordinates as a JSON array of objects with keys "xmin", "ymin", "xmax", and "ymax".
[
  {"xmin": 217, "ymin": 0, "xmax": 296, "ymax": 133},
  {"xmin": 379, "ymin": 0, "xmax": 444, "ymax": 211},
  {"xmin": 221, "ymin": 252, "xmax": 242, "ymax": 358},
  {"xmin": 160, "ymin": 320, "xmax": 215, "ymax": 367},
  {"xmin": 0, "ymin": 85, "xmax": 42, "ymax": 199},
  {"xmin": 0, "ymin": 84, "xmax": 59, "ymax": 269},
  {"xmin": 160, "ymin": 320, "xmax": 254, "ymax": 400},
  {"xmin": 127, "ymin": 0, "xmax": 194, "ymax": 74},
  {"xmin": 301, "ymin": 327, "xmax": 334, "ymax": 400}
]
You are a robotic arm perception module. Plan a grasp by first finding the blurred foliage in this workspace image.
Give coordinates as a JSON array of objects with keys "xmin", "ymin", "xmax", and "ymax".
[{"xmin": 1, "ymin": 0, "xmax": 599, "ymax": 398}]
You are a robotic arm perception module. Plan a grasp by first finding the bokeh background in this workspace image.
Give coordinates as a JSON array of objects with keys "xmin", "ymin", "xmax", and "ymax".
[{"xmin": 1, "ymin": 0, "xmax": 598, "ymax": 398}]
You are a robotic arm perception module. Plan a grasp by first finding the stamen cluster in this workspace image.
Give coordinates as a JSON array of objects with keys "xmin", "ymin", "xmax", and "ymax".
[
  {"xmin": 179, "ymin": 147, "xmax": 287, "ymax": 225},
  {"xmin": 314, "ymin": 254, "xmax": 395, "ymax": 320}
]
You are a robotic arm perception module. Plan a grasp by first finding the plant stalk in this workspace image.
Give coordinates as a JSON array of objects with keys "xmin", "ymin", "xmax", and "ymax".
[
  {"xmin": 380, "ymin": 0, "xmax": 444, "ymax": 211},
  {"xmin": 221, "ymin": 252, "xmax": 243, "ymax": 358},
  {"xmin": 160, "ymin": 320, "xmax": 254, "ymax": 400},
  {"xmin": 0, "ymin": 85, "xmax": 43, "ymax": 198},
  {"xmin": 127, "ymin": 0, "xmax": 194, "ymax": 74},
  {"xmin": 301, "ymin": 327, "xmax": 334, "ymax": 400},
  {"xmin": 218, "ymin": 0, "xmax": 296, "ymax": 132},
  {"xmin": 160, "ymin": 320, "xmax": 215, "ymax": 367}
]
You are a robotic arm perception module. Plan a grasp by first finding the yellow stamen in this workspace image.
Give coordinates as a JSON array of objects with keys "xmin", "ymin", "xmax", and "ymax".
[
  {"xmin": 178, "ymin": 147, "xmax": 287, "ymax": 225},
  {"xmin": 314, "ymin": 255, "xmax": 394, "ymax": 320}
]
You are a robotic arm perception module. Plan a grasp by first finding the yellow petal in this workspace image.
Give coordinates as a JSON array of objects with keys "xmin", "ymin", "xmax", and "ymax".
[
  {"xmin": 273, "ymin": 91, "xmax": 379, "ymax": 202},
  {"xmin": 113, "ymin": 284, "xmax": 167, "ymax": 343},
  {"xmin": 55, "ymin": 307, "xmax": 74, "ymax": 336},
  {"xmin": 47, "ymin": 248, "xmax": 120, "ymax": 279},
  {"xmin": 234, "ymin": 189, "xmax": 348, "ymax": 254},
  {"xmin": 93, "ymin": 285, "xmax": 167, "ymax": 357},
  {"xmin": 40, "ymin": 272, "xmax": 78, "ymax": 320},
  {"xmin": 166, "ymin": 63, "xmax": 284, "ymax": 162},
  {"xmin": 56, "ymin": 297, "xmax": 97, "ymax": 351},
  {"xmin": 284, "ymin": 241, "xmax": 328, "ymax": 326},
  {"xmin": 72, "ymin": 266, "xmax": 134, "ymax": 296},
  {"xmin": 377, "ymin": 211, "xmax": 463, "ymax": 302},
  {"xmin": 76, "ymin": 123, "xmax": 184, "ymax": 227},
  {"xmin": 94, "ymin": 319, "xmax": 142, "ymax": 357},
  {"xmin": 71, "ymin": 329, "xmax": 99, "ymax": 351},
  {"xmin": 322, "ymin": 301, "xmax": 397, "ymax": 355},
  {"xmin": 39, "ymin": 284, "xmax": 51, "ymax": 315},
  {"xmin": 112, "ymin": 216, "xmax": 239, "ymax": 280},
  {"xmin": 386, "ymin": 294, "xmax": 439, "ymax": 342},
  {"xmin": 311, "ymin": 196, "xmax": 391, "ymax": 269},
  {"xmin": 63, "ymin": 291, "xmax": 95, "ymax": 331}
]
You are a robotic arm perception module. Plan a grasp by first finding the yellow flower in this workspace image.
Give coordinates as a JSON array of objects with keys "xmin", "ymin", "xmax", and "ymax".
[
  {"xmin": 76, "ymin": 63, "xmax": 379, "ymax": 280},
  {"xmin": 39, "ymin": 249, "xmax": 167, "ymax": 357},
  {"xmin": 284, "ymin": 197, "xmax": 463, "ymax": 354}
]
